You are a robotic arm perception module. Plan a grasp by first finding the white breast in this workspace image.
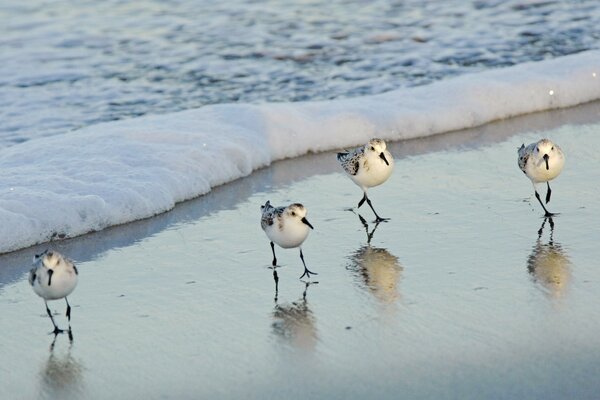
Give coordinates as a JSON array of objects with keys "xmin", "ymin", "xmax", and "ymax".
[{"xmin": 351, "ymin": 150, "xmax": 394, "ymax": 190}]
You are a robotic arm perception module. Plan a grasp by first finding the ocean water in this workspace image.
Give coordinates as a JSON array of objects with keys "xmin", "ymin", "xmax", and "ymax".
[
  {"xmin": 1, "ymin": 0, "xmax": 600, "ymax": 147},
  {"xmin": 1, "ymin": 1, "xmax": 600, "ymax": 253}
]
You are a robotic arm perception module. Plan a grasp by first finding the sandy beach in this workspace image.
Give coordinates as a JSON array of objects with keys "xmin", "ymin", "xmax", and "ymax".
[{"xmin": 1, "ymin": 101, "xmax": 600, "ymax": 399}]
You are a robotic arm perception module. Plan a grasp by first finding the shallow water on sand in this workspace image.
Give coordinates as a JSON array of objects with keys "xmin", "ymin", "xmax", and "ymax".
[{"xmin": 1, "ymin": 103, "xmax": 600, "ymax": 399}]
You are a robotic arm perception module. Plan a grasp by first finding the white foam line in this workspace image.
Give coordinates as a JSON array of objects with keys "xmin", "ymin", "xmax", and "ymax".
[{"xmin": 1, "ymin": 50, "xmax": 599, "ymax": 254}]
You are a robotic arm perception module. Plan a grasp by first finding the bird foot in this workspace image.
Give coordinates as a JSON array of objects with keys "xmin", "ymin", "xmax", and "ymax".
[
  {"xmin": 50, "ymin": 327, "xmax": 65, "ymax": 336},
  {"xmin": 299, "ymin": 269, "xmax": 318, "ymax": 280}
]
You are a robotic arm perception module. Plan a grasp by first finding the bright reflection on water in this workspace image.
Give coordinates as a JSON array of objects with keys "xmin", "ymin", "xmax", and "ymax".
[
  {"xmin": 527, "ymin": 217, "xmax": 572, "ymax": 299},
  {"xmin": 272, "ymin": 282, "xmax": 319, "ymax": 351},
  {"xmin": 347, "ymin": 215, "xmax": 403, "ymax": 305},
  {"xmin": 38, "ymin": 343, "xmax": 84, "ymax": 400}
]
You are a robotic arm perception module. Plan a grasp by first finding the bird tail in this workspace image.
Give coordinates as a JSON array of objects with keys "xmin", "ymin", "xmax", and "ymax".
[
  {"xmin": 261, "ymin": 200, "xmax": 271, "ymax": 211},
  {"xmin": 336, "ymin": 152, "xmax": 348, "ymax": 161}
]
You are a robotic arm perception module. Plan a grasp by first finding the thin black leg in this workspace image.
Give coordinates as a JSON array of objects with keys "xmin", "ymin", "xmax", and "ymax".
[
  {"xmin": 535, "ymin": 190, "xmax": 554, "ymax": 217},
  {"xmin": 299, "ymin": 249, "xmax": 318, "ymax": 280},
  {"xmin": 365, "ymin": 195, "xmax": 389, "ymax": 222},
  {"xmin": 270, "ymin": 241, "xmax": 277, "ymax": 266},
  {"xmin": 358, "ymin": 193, "xmax": 367, "ymax": 209},
  {"xmin": 65, "ymin": 297, "xmax": 71, "ymax": 322},
  {"xmin": 546, "ymin": 182, "xmax": 552, "ymax": 204},
  {"xmin": 45, "ymin": 301, "xmax": 63, "ymax": 335}
]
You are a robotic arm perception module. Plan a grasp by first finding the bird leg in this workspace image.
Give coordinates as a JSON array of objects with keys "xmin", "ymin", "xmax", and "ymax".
[
  {"xmin": 546, "ymin": 182, "xmax": 552, "ymax": 204},
  {"xmin": 45, "ymin": 300, "xmax": 63, "ymax": 335},
  {"xmin": 299, "ymin": 249, "xmax": 318, "ymax": 280},
  {"xmin": 270, "ymin": 241, "xmax": 277, "ymax": 266},
  {"xmin": 65, "ymin": 297, "xmax": 72, "ymax": 323},
  {"xmin": 534, "ymin": 189, "xmax": 554, "ymax": 217},
  {"xmin": 365, "ymin": 194, "xmax": 389, "ymax": 222},
  {"xmin": 358, "ymin": 193, "xmax": 367, "ymax": 208}
]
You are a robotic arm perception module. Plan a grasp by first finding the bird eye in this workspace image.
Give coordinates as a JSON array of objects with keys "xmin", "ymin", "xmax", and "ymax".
[
  {"xmin": 536, "ymin": 147, "xmax": 539, "ymax": 152},
  {"xmin": 370, "ymin": 146, "xmax": 375, "ymax": 151},
  {"xmin": 551, "ymin": 146, "xmax": 554, "ymax": 150},
  {"xmin": 291, "ymin": 211, "xmax": 296, "ymax": 216}
]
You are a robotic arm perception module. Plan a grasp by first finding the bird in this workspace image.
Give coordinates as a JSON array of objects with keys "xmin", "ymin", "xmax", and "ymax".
[
  {"xmin": 29, "ymin": 249, "xmax": 78, "ymax": 336},
  {"xmin": 518, "ymin": 138, "xmax": 565, "ymax": 216},
  {"xmin": 261, "ymin": 201, "xmax": 316, "ymax": 279},
  {"xmin": 337, "ymin": 138, "xmax": 394, "ymax": 222}
]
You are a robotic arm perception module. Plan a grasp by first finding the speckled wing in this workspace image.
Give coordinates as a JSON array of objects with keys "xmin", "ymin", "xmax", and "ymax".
[
  {"xmin": 261, "ymin": 202, "xmax": 285, "ymax": 231},
  {"xmin": 518, "ymin": 143, "xmax": 533, "ymax": 174},
  {"xmin": 28, "ymin": 267, "xmax": 37, "ymax": 286},
  {"xmin": 337, "ymin": 148, "xmax": 362, "ymax": 176}
]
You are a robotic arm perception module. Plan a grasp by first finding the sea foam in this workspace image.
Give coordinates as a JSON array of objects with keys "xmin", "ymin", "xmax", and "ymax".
[{"xmin": 1, "ymin": 50, "xmax": 599, "ymax": 254}]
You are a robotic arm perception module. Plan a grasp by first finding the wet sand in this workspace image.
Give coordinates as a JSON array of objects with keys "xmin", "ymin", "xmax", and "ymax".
[{"xmin": 1, "ymin": 102, "xmax": 600, "ymax": 399}]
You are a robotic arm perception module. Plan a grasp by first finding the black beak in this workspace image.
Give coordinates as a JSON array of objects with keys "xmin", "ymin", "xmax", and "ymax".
[
  {"xmin": 301, "ymin": 217, "xmax": 314, "ymax": 230},
  {"xmin": 543, "ymin": 154, "xmax": 549, "ymax": 170},
  {"xmin": 379, "ymin": 152, "xmax": 389, "ymax": 166},
  {"xmin": 34, "ymin": 249, "xmax": 48, "ymax": 259}
]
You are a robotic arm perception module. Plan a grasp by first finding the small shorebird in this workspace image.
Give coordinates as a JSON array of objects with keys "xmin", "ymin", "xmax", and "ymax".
[
  {"xmin": 29, "ymin": 250, "xmax": 78, "ymax": 335},
  {"xmin": 518, "ymin": 138, "xmax": 565, "ymax": 216},
  {"xmin": 337, "ymin": 138, "xmax": 394, "ymax": 222},
  {"xmin": 261, "ymin": 201, "xmax": 316, "ymax": 279}
]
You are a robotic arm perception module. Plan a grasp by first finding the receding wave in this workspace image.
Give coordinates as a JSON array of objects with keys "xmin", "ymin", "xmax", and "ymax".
[{"xmin": 0, "ymin": 50, "xmax": 599, "ymax": 254}]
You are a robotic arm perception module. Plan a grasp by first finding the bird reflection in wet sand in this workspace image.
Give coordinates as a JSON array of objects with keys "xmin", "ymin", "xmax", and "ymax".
[
  {"xmin": 349, "ymin": 215, "xmax": 403, "ymax": 304},
  {"xmin": 527, "ymin": 217, "xmax": 571, "ymax": 298},
  {"xmin": 39, "ymin": 345, "xmax": 84, "ymax": 399},
  {"xmin": 272, "ymin": 282, "xmax": 318, "ymax": 350},
  {"xmin": 358, "ymin": 214, "xmax": 380, "ymax": 245}
]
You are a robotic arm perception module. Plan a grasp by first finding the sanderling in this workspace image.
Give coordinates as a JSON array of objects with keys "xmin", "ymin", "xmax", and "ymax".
[
  {"xmin": 261, "ymin": 201, "xmax": 316, "ymax": 279},
  {"xmin": 518, "ymin": 138, "xmax": 565, "ymax": 216},
  {"xmin": 29, "ymin": 250, "xmax": 78, "ymax": 336},
  {"xmin": 337, "ymin": 138, "xmax": 394, "ymax": 222}
]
